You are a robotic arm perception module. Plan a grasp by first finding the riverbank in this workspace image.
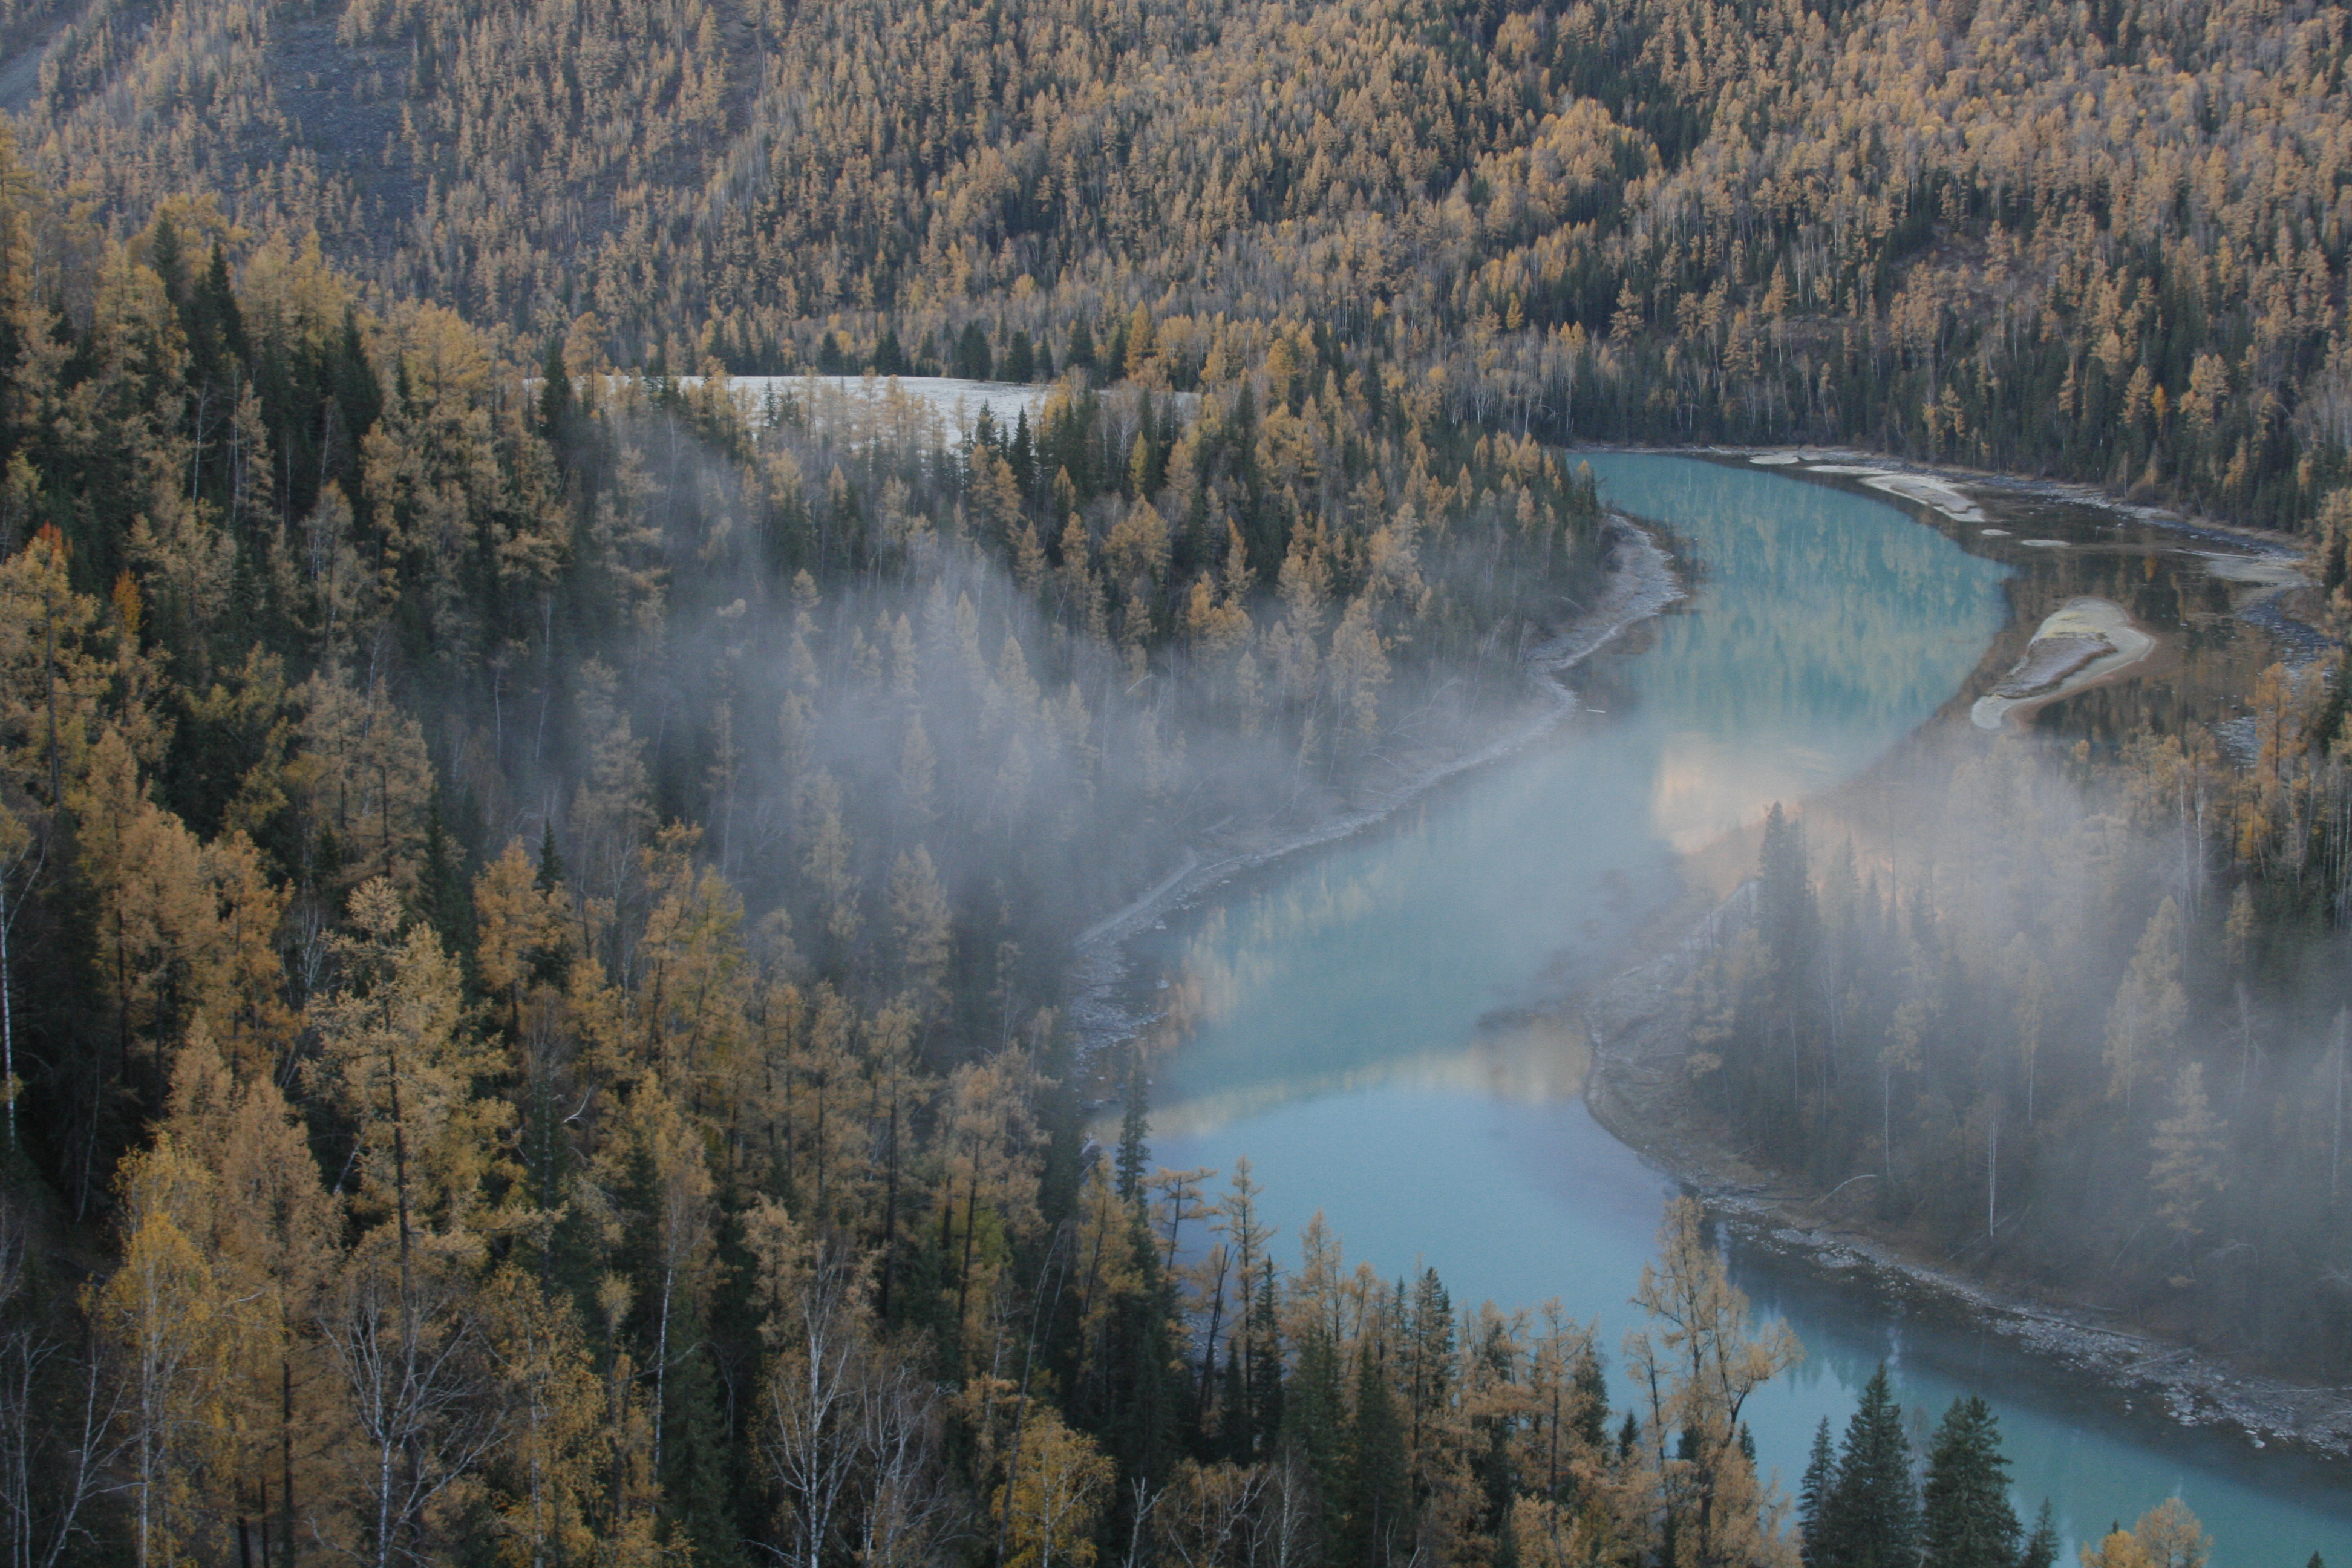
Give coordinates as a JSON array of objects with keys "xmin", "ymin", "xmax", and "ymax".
[
  {"xmin": 1067, "ymin": 520, "xmax": 1684, "ymax": 1057},
  {"xmin": 1575, "ymin": 876, "xmax": 2352, "ymax": 1462},
  {"xmin": 1558, "ymin": 445, "xmax": 2352, "ymax": 1457},
  {"xmin": 1685, "ymin": 443, "xmax": 2316, "ymax": 556}
]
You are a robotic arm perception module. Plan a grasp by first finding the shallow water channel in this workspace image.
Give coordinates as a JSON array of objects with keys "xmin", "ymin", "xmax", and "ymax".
[{"xmin": 1123, "ymin": 454, "xmax": 2352, "ymax": 1560}]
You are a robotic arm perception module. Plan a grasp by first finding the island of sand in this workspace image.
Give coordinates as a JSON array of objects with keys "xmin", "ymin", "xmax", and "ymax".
[{"xmin": 1971, "ymin": 597, "xmax": 2154, "ymax": 730}]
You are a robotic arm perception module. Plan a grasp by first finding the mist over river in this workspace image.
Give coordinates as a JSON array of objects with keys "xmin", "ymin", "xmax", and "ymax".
[{"xmin": 1126, "ymin": 455, "xmax": 2352, "ymax": 1560}]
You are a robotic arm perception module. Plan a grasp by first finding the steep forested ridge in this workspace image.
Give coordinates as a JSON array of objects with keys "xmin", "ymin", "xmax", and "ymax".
[
  {"xmin": 0, "ymin": 0, "xmax": 2339, "ymax": 1560},
  {"xmin": 18, "ymin": 0, "xmax": 2352, "ymax": 528}
]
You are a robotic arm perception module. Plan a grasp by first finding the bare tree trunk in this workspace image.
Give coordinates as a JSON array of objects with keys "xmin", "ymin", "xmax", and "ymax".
[{"xmin": 0, "ymin": 871, "xmax": 16, "ymax": 1153}]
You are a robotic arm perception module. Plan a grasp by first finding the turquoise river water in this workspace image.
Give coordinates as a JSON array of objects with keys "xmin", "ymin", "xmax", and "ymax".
[{"xmin": 1128, "ymin": 454, "xmax": 2352, "ymax": 1563}]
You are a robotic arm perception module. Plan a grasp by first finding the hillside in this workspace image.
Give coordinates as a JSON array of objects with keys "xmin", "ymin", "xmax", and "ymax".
[{"xmin": 13, "ymin": 0, "xmax": 2350, "ymax": 528}]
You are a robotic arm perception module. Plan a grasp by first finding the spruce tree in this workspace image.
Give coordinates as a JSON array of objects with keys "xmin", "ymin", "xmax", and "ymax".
[
  {"xmin": 537, "ymin": 338, "xmax": 573, "ymax": 443},
  {"xmin": 1282, "ymin": 1319, "xmax": 1345, "ymax": 1554},
  {"xmin": 954, "ymin": 321, "xmax": 992, "ymax": 381},
  {"xmin": 1115, "ymin": 1050, "xmax": 1149, "ymax": 1202},
  {"xmin": 1344, "ymin": 1342, "xmax": 1410, "ymax": 1567},
  {"xmin": 1799, "ymin": 1416, "xmax": 1837, "ymax": 1565},
  {"xmin": 1003, "ymin": 328, "xmax": 1036, "ymax": 384},
  {"xmin": 1921, "ymin": 1396, "xmax": 2020, "ymax": 1568},
  {"xmin": 2018, "ymin": 1501, "xmax": 2059, "ymax": 1568},
  {"xmin": 1571, "ymin": 1340, "xmax": 1608, "ymax": 1451},
  {"xmin": 536, "ymin": 821, "xmax": 566, "ymax": 891},
  {"xmin": 418, "ymin": 799, "xmax": 472, "ymax": 963},
  {"xmin": 1247, "ymin": 1259, "xmax": 1284, "ymax": 1448},
  {"xmin": 186, "ymin": 241, "xmax": 248, "ymax": 386},
  {"xmin": 1821, "ymin": 1366, "xmax": 1919, "ymax": 1568},
  {"xmin": 659, "ymin": 1324, "xmax": 746, "ymax": 1567}
]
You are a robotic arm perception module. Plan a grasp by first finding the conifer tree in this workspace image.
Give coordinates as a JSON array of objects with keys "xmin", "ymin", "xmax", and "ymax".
[
  {"xmin": 2018, "ymin": 1501, "xmax": 2059, "ymax": 1568},
  {"xmin": 1798, "ymin": 1417, "xmax": 1836, "ymax": 1565},
  {"xmin": 1344, "ymin": 1340, "xmax": 1410, "ymax": 1567},
  {"xmin": 1820, "ymin": 1367, "xmax": 1918, "ymax": 1568},
  {"xmin": 1115, "ymin": 1051, "xmax": 1149, "ymax": 1204},
  {"xmin": 1919, "ymin": 1396, "xmax": 2019, "ymax": 1568},
  {"xmin": 538, "ymin": 338, "xmax": 573, "ymax": 446}
]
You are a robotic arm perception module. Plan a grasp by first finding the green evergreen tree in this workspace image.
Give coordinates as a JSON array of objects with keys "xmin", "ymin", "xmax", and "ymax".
[
  {"xmin": 187, "ymin": 242, "xmax": 248, "ymax": 386},
  {"xmin": 1103, "ymin": 1204, "xmax": 1181, "ymax": 1485},
  {"xmin": 538, "ymin": 338, "xmax": 574, "ymax": 445},
  {"xmin": 536, "ymin": 822, "xmax": 566, "ymax": 892},
  {"xmin": 1002, "ymin": 329, "xmax": 1036, "ymax": 384},
  {"xmin": 1757, "ymin": 802, "xmax": 1815, "ymax": 986},
  {"xmin": 2017, "ymin": 1501, "xmax": 2059, "ymax": 1568},
  {"xmin": 149, "ymin": 218, "xmax": 189, "ymax": 304},
  {"xmin": 954, "ymin": 321, "xmax": 993, "ymax": 381},
  {"xmin": 1115, "ymin": 1050, "xmax": 1149, "ymax": 1202},
  {"xmin": 659, "ymin": 1318, "xmax": 747, "ymax": 1567},
  {"xmin": 1800, "ymin": 1416, "xmax": 1837, "ymax": 1564},
  {"xmin": 1821, "ymin": 1366, "xmax": 1919, "ymax": 1568},
  {"xmin": 1246, "ymin": 1259, "xmax": 1284, "ymax": 1451},
  {"xmin": 1343, "ymin": 1340, "xmax": 1409, "ymax": 1567},
  {"xmin": 333, "ymin": 306, "xmax": 384, "ymax": 466},
  {"xmin": 1920, "ymin": 1396, "xmax": 2019, "ymax": 1568},
  {"xmin": 1570, "ymin": 1339, "xmax": 1608, "ymax": 1451},
  {"xmin": 418, "ymin": 798, "xmax": 474, "ymax": 964},
  {"xmin": 1282, "ymin": 1319, "xmax": 1345, "ymax": 1554}
]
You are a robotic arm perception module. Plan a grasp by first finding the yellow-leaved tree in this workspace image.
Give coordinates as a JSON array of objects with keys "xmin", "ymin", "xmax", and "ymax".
[
  {"xmin": 95, "ymin": 1137, "xmax": 240, "ymax": 1567},
  {"xmin": 994, "ymin": 1405, "xmax": 1113, "ymax": 1568},
  {"xmin": 1622, "ymin": 1196, "xmax": 1802, "ymax": 1568}
]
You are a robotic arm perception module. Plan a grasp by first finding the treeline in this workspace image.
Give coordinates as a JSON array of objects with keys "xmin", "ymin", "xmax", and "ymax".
[
  {"xmin": 1693, "ymin": 649, "xmax": 2352, "ymax": 1370},
  {"xmin": 16, "ymin": 0, "xmax": 2352, "ymax": 531},
  {"xmin": 1798, "ymin": 1368, "xmax": 2236, "ymax": 1568}
]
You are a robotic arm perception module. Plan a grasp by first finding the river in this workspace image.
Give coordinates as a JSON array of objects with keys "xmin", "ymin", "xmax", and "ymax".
[{"xmin": 1123, "ymin": 453, "xmax": 2352, "ymax": 1561}]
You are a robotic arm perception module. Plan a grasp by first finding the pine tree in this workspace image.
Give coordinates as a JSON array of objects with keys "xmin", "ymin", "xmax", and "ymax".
[
  {"xmin": 954, "ymin": 322, "xmax": 993, "ymax": 381},
  {"xmin": 1282, "ymin": 1316, "xmax": 1345, "ymax": 1553},
  {"xmin": 1247, "ymin": 1259, "xmax": 1284, "ymax": 1452},
  {"xmin": 535, "ymin": 822, "xmax": 565, "ymax": 892},
  {"xmin": 1004, "ymin": 330, "xmax": 1036, "ymax": 384},
  {"xmin": 1821, "ymin": 1366, "xmax": 1918, "ymax": 1568},
  {"xmin": 1919, "ymin": 1396, "xmax": 2019, "ymax": 1568},
  {"xmin": 1757, "ymin": 802, "xmax": 1816, "ymax": 990},
  {"xmin": 417, "ymin": 797, "xmax": 472, "ymax": 962},
  {"xmin": 1116, "ymin": 1050, "xmax": 1149, "ymax": 1203},
  {"xmin": 1798, "ymin": 1417, "xmax": 1837, "ymax": 1564},
  {"xmin": 659, "ymin": 1320, "xmax": 745, "ymax": 1566},
  {"xmin": 537, "ymin": 338, "xmax": 573, "ymax": 445},
  {"xmin": 1344, "ymin": 1341, "xmax": 1410, "ymax": 1567},
  {"xmin": 2018, "ymin": 1501, "xmax": 2059, "ymax": 1568}
]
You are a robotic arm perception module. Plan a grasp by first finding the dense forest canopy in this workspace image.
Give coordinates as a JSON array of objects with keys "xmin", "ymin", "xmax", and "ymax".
[
  {"xmin": 13, "ymin": 0, "xmax": 2352, "ymax": 524},
  {"xmin": 0, "ymin": 0, "xmax": 2341, "ymax": 1560}
]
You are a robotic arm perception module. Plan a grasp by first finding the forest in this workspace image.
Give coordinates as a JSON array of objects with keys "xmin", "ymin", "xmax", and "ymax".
[
  {"xmin": 13, "ymin": 0, "xmax": 2352, "ymax": 529},
  {"xmin": 1689, "ymin": 652, "xmax": 2352, "ymax": 1369},
  {"xmin": 0, "ymin": 0, "xmax": 2346, "ymax": 1558}
]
